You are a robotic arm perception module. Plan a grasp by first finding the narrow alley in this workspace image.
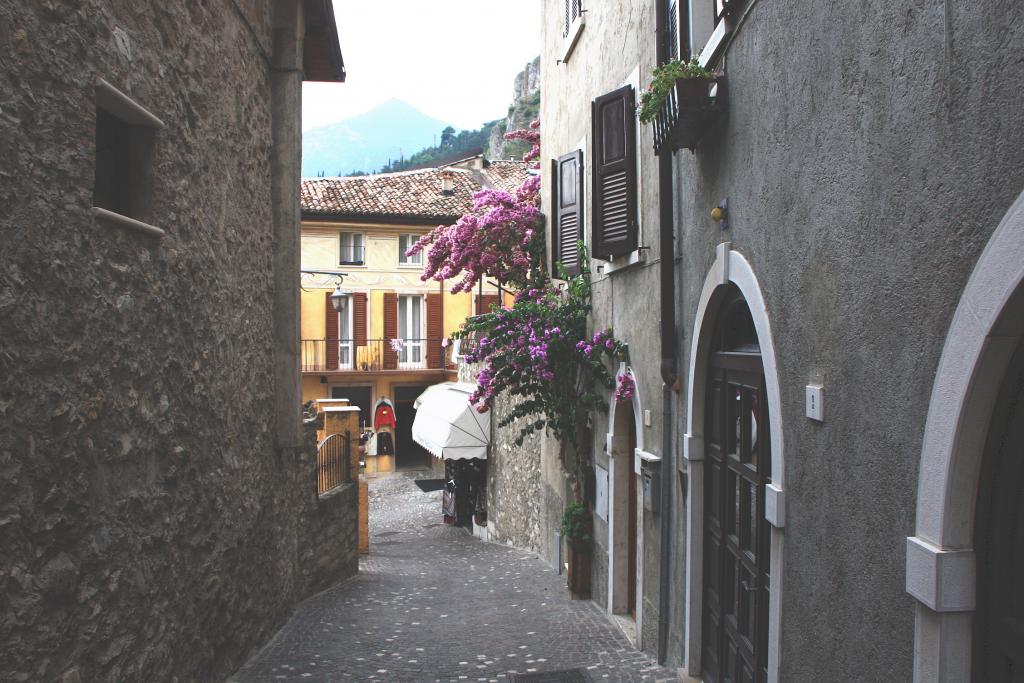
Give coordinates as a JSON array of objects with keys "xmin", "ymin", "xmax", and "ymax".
[{"xmin": 231, "ymin": 473, "xmax": 675, "ymax": 683}]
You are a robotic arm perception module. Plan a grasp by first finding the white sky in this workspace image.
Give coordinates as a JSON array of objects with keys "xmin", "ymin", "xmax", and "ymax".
[{"xmin": 302, "ymin": 0, "xmax": 543, "ymax": 132}]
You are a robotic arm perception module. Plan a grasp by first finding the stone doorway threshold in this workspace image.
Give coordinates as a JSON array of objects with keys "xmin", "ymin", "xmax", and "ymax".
[{"xmin": 609, "ymin": 612, "xmax": 637, "ymax": 648}]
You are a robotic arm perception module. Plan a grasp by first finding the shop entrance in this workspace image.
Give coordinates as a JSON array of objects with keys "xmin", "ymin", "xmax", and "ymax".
[
  {"xmin": 331, "ymin": 386, "xmax": 372, "ymax": 431},
  {"xmin": 394, "ymin": 385, "xmax": 432, "ymax": 470}
]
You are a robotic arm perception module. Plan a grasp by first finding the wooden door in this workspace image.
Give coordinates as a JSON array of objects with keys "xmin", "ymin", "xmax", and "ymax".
[
  {"xmin": 975, "ymin": 342, "xmax": 1024, "ymax": 683},
  {"xmin": 628, "ymin": 409, "xmax": 638, "ymax": 616},
  {"xmin": 703, "ymin": 295, "xmax": 771, "ymax": 683}
]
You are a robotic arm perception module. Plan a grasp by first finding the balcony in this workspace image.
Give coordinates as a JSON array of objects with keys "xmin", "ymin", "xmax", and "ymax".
[
  {"xmin": 302, "ymin": 338, "xmax": 453, "ymax": 373},
  {"xmin": 652, "ymin": 76, "xmax": 723, "ymax": 155}
]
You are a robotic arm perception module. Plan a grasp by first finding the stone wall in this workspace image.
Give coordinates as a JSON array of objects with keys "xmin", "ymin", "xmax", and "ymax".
[
  {"xmin": 0, "ymin": 2, "xmax": 356, "ymax": 682},
  {"xmin": 457, "ymin": 362, "xmax": 547, "ymax": 556}
]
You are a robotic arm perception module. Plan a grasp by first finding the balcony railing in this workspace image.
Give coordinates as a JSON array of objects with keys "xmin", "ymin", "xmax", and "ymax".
[{"xmin": 302, "ymin": 338, "xmax": 453, "ymax": 372}]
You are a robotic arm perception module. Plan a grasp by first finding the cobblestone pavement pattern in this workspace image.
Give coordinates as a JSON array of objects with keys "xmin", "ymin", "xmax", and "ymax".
[{"xmin": 232, "ymin": 472, "xmax": 677, "ymax": 683}]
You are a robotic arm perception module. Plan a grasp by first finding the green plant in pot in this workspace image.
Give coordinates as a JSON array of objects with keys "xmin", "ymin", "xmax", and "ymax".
[
  {"xmin": 560, "ymin": 501, "xmax": 592, "ymax": 547},
  {"xmin": 637, "ymin": 56, "xmax": 714, "ymax": 123}
]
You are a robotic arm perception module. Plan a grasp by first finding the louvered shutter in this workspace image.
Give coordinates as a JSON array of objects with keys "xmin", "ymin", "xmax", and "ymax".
[
  {"xmin": 352, "ymin": 292, "xmax": 367, "ymax": 348},
  {"xmin": 591, "ymin": 85, "xmax": 638, "ymax": 260},
  {"xmin": 426, "ymin": 292, "xmax": 443, "ymax": 369},
  {"xmin": 552, "ymin": 150, "xmax": 584, "ymax": 276},
  {"xmin": 476, "ymin": 294, "xmax": 501, "ymax": 315},
  {"xmin": 324, "ymin": 291, "xmax": 339, "ymax": 370},
  {"xmin": 383, "ymin": 292, "xmax": 398, "ymax": 370}
]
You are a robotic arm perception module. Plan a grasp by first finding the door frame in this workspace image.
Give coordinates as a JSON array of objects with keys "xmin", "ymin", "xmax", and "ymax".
[
  {"xmin": 908, "ymin": 189, "xmax": 1024, "ymax": 682},
  {"xmin": 683, "ymin": 243, "xmax": 786, "ymax": 683},
  {"xmin": 606, "ymin": 361, "xmax": 648, "ymax": 645}
]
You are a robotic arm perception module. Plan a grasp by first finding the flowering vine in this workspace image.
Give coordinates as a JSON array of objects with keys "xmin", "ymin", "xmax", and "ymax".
[
  {"xmin": 413, "ymin": 122, "xmax": 626, "ymax": 502},
  {"xmin": 614, "ymin": 370, "xmax": 635, "ymax": 405},
  {"xmin": 404, "ymin": 121, "xmax": 544, "ymax": 293}
]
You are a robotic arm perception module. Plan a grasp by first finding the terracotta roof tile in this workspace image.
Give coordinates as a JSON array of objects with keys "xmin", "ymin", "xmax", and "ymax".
[{"xmin": 300, "ymin": 162, "xmax": 532, "ymax": 221}]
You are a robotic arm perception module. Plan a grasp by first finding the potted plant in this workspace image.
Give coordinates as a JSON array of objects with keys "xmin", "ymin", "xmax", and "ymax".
[
  {"xmin": 561, "ymin": 501, "xmax": 593, "ymax": 599},
  {"xmin": 638, "ymin": 57, "xmax": 713, "ymax": 122},
  {"xmin": 638, "ymin": 57, "xmax": 721, "ymax": 153}
]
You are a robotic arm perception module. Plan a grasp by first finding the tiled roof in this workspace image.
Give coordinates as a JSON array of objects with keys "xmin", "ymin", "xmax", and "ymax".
[
  {"xmin": 482, "ymin": 160, "xmax": 533, "ymax": 194},
  {"xmin": 300, "ymin": 161, "xmax": 531, "ymax": 221}
]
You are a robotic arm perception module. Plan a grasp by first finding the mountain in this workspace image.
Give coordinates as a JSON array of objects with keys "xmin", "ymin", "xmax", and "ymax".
[{"xmin": 302, "ymin": 99, "xmax": 455, "ymax": 177}]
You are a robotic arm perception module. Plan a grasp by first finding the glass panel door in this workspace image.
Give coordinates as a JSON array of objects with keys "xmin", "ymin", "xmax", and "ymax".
[
  {"xmin": 398, "ymin": 295, "xmax": 423, "ymax": 368},
  {"xmin": 337, "ymin": 296, "xmax": 353, "ymax": 368}
]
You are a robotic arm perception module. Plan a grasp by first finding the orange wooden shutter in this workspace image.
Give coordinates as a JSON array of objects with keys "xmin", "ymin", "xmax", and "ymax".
[
  {"xmin": 426, "ymin": 292, "xmax": 443, "ymax": 369},
  {"xmin": 324, "ymin": 291, "xmax": 339, "ymax": 369},
  {"xmin": 383, "ymin": 292, "xmax": 398, "ymax": 369},
  {"xmin": 352, "ymin": 292, "xmax": 368, "ymax": 347},
  {"xmin": 477, "ymin": 294, "xmax": 500, "ymax": 315}
]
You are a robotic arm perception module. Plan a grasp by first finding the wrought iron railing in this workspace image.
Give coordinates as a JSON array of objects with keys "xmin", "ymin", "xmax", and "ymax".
[
  {"xmin": 317, "ymin": 431, "xmax": 351, "ymax": 495},
  {"xmin": 301, "ymin": 338, "xmax": 453, "ymax": 372},
  {"xmin": 652, "ymin": 76, "xmax": 722, "ymax": 155}
]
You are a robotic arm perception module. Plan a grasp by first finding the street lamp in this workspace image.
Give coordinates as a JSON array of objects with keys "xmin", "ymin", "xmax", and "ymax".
[{"xmin": 330, "ymin": 282, "xmax": 350, "ymax": 312}]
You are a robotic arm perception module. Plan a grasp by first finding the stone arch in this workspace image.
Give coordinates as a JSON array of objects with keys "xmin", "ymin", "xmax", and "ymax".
[
  {"xmin": 907, "ymin": 189, "xmax": 1024, "ymax": 682},
  {"xmin": 682, "ymin": 243, "xmax": 785, "ymax": 683}
]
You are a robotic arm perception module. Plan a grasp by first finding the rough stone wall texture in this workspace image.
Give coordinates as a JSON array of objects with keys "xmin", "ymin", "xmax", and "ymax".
[
  {"xmin": 457, "ymin": 362, "xmax": 545, "ymax": 556},
  {"xmin": 0, "ymin": 2, "xmax": 356, "ymax": 682},
  {"xmin": 669, "ymin": 0, "xmax": 1024, "ymax": 679},
  {"xmin": 540, "ymin": 0, "xmax": 663, "ymax": 655}
]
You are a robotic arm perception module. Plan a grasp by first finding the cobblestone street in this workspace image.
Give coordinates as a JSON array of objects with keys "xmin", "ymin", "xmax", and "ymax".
[{"xmin": 232, "ymin": 473, "xmax": 677, "ymax": 683}]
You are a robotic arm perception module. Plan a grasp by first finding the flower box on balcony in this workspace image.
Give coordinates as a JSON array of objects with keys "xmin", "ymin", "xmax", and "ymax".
[{"xmin": 652, "ymin": 75, "xmax": 723, "ymax": 155}]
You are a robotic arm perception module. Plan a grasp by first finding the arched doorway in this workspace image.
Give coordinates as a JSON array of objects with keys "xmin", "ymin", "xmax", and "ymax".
[
  {"xmin": 701, "ymin": 289, "xmax": 771, "ymax": 683},
  {"xmin": 907, "ymin": 190, "xmax": 1024, "ymax": 682},
  {"xmin": 974, "ymin": 339, "xmax": 1024, "ymax": 681},
  {"xmin": 683, "ymin": 243, "xmax": 785, "ymax": 683},
  {"xmin": 609, "ymin": 396, "xmax": 639, "ymax": 618}
]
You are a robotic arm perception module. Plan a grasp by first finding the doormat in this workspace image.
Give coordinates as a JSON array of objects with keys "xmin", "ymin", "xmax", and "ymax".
[
  {"xmin": 508, "ymin": 669, "xmax": 592, "ymax": 683},
  {"xmin": 414, "ymin": 478, "xmax": 445, "ymax": 492}
]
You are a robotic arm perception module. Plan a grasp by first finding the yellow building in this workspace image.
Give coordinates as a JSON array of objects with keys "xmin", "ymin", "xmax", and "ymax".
[{"xmin": 299, "ymin": 160, "xmax": 527, "ymax": 472}]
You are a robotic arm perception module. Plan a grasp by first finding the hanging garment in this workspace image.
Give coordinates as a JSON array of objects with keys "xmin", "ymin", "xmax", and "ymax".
[
  {"xmin": 374, "ymin": 402, "xmax": 397, "ymax": 430},
  {"xmin": 376, "ymin": 431, "xmax": 394, "ymax": 456},
  {"xmin": 443, "ymin": 482, "xmax": 457, "ymax": 524}
]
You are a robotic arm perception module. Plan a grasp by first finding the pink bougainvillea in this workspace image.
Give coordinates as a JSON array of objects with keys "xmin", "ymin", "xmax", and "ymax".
[
  {"xmin": 614, "ymin": 371, "xmax": 635, "ymax": 405},
  {"xmin": 405, "ymin": 121, "xmax": 544, "ymax": 293}
]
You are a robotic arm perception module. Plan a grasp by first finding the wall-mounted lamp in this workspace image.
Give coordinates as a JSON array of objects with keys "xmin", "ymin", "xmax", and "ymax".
[
  {"xmin": 300, "ymin": 269, "xmax": 349, "ymax": 309},
  {"xmin": 329, "ymin": 283, "xmax": 350, "ymax": 312},
  {"xmin": 711, "ymin": 199, "xmax": 728, "ymax": 230}
]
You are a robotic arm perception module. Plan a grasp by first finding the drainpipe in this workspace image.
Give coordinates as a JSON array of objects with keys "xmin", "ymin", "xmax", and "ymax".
[{"xmin": 655, "ymin": 0, "xmax": 679, "ymax": 666}]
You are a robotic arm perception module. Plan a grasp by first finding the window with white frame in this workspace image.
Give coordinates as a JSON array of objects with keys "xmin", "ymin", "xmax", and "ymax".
[
  {"xmin": 398, "ymin": 234, "xmax": 422, "ymax": 266},
  {"xmin": 397, "ymin": 294, "xmax": 423, "ymax": 367},
  {"xmin": 339, "ymin": 232, "xmax": 364, "ymax": 265},
  {"xmin": 336, "ymin": 294, "xmax": 354, "ymax": 368}
]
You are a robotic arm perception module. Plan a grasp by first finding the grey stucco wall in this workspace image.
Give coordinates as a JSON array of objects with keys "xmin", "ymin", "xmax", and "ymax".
[
  {"xmin": 669, "ymin": 0, "xmax": 1024, "ymax": 679},
  {"xmin": 540, "ymin": 0, "xmax": 665, "ymax": 655},
  {"xmin": 0, "ymin": 3, "xmax": 357, "ymax": 682}
]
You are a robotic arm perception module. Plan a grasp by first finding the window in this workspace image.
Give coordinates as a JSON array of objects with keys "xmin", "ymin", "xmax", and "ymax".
[
  {"xmin": 397, "ymin": 295, "xmax": 423, "ymax": 367},
  {"xmin": 398, "ymin": 234, "xmax": 422, "ymax": 266},
  {"xmin": 339, "ymin": 233, "xmax": 364, "ymax": 265},
  {"xmin": 562, "ymin": 0, "xmax": 582, "ymax": 37},
  {"xmin": 550, "ymin": 150, "xmax": 584, "ymax": 277},
  {"xmin": 591, "ymin": 85, "xmax": 638, "ymax": 261},
  {"xmin": 560, "ymin": 0, "xmax": 585, "ymax": 62},
  {"xmin": 93, "ymin": 79, "xmax": 162, "ymax": 233}
]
